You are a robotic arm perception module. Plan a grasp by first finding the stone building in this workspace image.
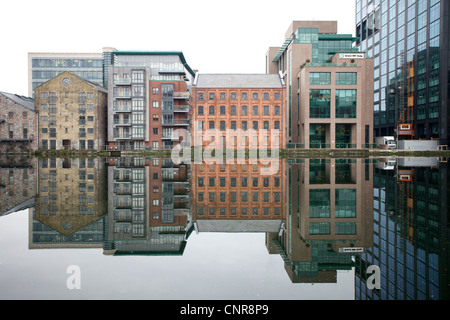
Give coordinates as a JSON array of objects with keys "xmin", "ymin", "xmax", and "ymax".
[
  {"xmin": 34, "ymin": 71, "xmax": 107, "ymax": 150},
  {"xmin": 0, "ymin": 91, "xmax": 37, "ymax": 153}
]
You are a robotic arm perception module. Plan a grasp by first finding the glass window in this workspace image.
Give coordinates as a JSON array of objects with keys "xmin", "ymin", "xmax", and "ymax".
[
  {"xmin": 335, "ymin": 189, "xmax": 356, "ymax": 218},
  {"xmin": 309, "ymin": 89, "xmax": 331, "ymax": 118},
  {"xmin": 336, "ymin": 73, "xmax": 357, "ymax": 85},
  {"xmin": 336, "ymin": 89, "xmax": 357, "ymax": 118},
  {"xmin": 309, "ymin": 72, "xmax": 331, "ymax": 85},
  {"xmin": 309, "ymin": 189, "xmax": 330, "ymax": 217}
]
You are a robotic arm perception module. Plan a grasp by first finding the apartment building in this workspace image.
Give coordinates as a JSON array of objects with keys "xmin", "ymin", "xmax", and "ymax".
[
  {"xmin": 34, "ymin": 71, "xmax": 107, "ymax": 150},
  {"xmin": 107, "ymin": 51, "xmax": 195, "ymax": 151},
  {"xmin": 0, "ymin": 91, "xmax": 37, "ymax": 153},
  {"xmin": 192, "ymin": 73, "xmax": 286, "ymax": 149},
  {"xmin": 356, "ymin": 0, "xmax": 449, "ymax": 146},
  {"xmin": 266, "ymin": 21, "xmax": 374, "ymax": 148},
  {"xmin": 103, "ymin": 157, "xmax": 192, "ymax": 256}
]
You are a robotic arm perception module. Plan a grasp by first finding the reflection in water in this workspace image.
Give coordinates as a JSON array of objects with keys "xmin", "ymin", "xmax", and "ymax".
[
  {"xmin": 0, "ymin": 155, "xmax": 449, "ymax": 299},
  {"xmin": 355, "ymin": 158, "xmax": 450, "ymax": 300},
  {"xmin": 270, "ymin": 159, "xmax": 374, "ymax": 283}
]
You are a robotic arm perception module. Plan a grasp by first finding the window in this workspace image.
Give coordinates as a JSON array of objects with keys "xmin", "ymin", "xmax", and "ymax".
[
  {"xmin": 241, "ymin": 106, "xmax": 247, "ymax": 115},
  {"xmin": 335, "ymin": 90, "xmax": 357, "ymax": 118},
  {"xmin": 274, "ymin": 106, "xmax": 280, "ymax": 115},
  {"xmin": 263, "ymin": 92, "xmax": 269, "ymax": 100},
  {"xmin": 263, "ymin": 106, "xmax": 269, "ymax": 115},
  {"xmin": 336, "ymin": 72, "xmax": 357, "ymax": 85},
  {"xmin": 209, "ymin": 105, "xmax": 215, "ymax": 115},
  {"xmin": 209, "ymin": 92, "xmax": 215, "ymax": 100},
  {"xmin": 241, "ymin": 92, "xmax": 247, "ymax": 100},
  {"xmin": 153, "ymin": 87, "xmax": 159, "ymax": 94},
  {"xmin": 220, "ymin": 105, "xmax": 226, "ymax": 115},
  {"xmin": 252, "ymin": 106, "xmax": 258, "ymax": 115},
  {"xmin": 230, "ymin": 105, "xmax": 236, "ymax": 115},
  {"xmin": 209, "ymin": 121, "xmax": 215, "ymax": 129},
  {"xmin": 198, "ymin": 106, "xmax": 204, "ymax": 115},
  {"xmin": 252, "ymin": 92, "xmax": 258, "ymax": 100},
  {"xmin": 309, "ymin": 72, "xmax": 331, "ymax": 85},
  {"xmin": 198, "ymin": 92, "xmax": 204, "ymax": 100},
  {"xmin": 231, "ymin": 92, "xmax": 236, "ymax": 100},
  {"xmin": 220, "ymin": 92, "xmax": 226, "ymax": 100},
  {"xmin": 309, "ymin": 89, "xmax": 331, "ymax": 118},
  {"xmin": 220, "ymin": 121, "xmax": 226, "ymax": 131},
  {"xmin": 274, "ymin": 92, "xmax": 281, "ymax": 100}
]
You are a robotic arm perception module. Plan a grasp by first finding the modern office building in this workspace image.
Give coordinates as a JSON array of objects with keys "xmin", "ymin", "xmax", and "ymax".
[
  {"xmin": 28, "ymin": 51, "xmax": 105, "ymax": 97},
  {"xmin": 192, "ymin": 73, "xmax": 286, "ymax": 149},
  {"xmin": 0, "ymin": 91, "xmax": 37, "ymax": 153},
  {"xmin": 106, "ymin": 51, "xmax": 195, "ymax": 151},
  {"xmin": 356, "ymin": 0, "xmax": 449, "ymax": 146},
  {"xmin": 268, "ymin": 158, "xmax": 374, "ymax": 283},
  {"xmin": 34, "ymin": 71, "xmax": 108, "ymax": 150},
  {"xmin": 355, "ymin": 159, "xmax": 450, "ymax": 299},
  {"xmin": 266, "ymin": 21, "xmax": 374, "ymax": 148}
]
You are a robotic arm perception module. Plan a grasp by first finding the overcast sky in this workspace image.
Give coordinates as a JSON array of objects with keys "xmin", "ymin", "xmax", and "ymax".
[{"xmin": 0, "ymin": 0, "xmax": 356, "ymax": 96}]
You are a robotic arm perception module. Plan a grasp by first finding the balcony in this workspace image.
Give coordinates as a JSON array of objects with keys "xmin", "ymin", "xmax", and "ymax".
[
  {"xmin": 114, "ymin": 119, "xmax": 131, "ymax": 126},
  {"xmin": 114, "ymin": 78, "xmax": 132, "ymax": 86},
  {"xmin": 114, "ymin": 92, "xmax": 131, "ymax": 99},
  {"xmin": 174, "ymin": 105, "xmax": 190, "ymax": 113},
  {"xmin": 173, "ymin": 92, "xmax": 190, "ymax": 99},
  {"xmin": 113, "ymin": 106, "xmax": 131, "ymax": 113},
  {"xmin": 162, "ymin": 119, "xmax": 190, "ymax": 126}
]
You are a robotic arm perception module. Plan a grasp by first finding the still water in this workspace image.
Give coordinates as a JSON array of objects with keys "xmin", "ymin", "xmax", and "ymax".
[{"xmin": 0, "ymin": 155, "xmax": 448, "ymax": 300}]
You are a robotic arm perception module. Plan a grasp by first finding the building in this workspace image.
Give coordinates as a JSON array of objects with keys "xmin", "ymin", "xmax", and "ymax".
[
  {"xmin": 356, "ymin": 0, "xmax": 449, "ymax": 146},
  {"xmin": 0, "ymin": 91, "xmax": 37, "ymax": 153},
  {"xmin": 355, "ymin": 159, "xmax": 450, "ymax": 299},
  {"xmin": 28, "ymin": 51, "xmax": 105, "ymax": 97},
  {"xmin": 268, "ymin": 158, "xmax": 373, "ymax": 283},
  {"xmin": 191, "ymin": 159, "xmax": 286, "ymax": 233},
  {"xmin": 192, "ymin": 73, "xmax": 286, "ymax": 149},
  {"xmin": 266, "ymin": 21, "xmax": 374, "ymax": 148},
  {"xmin": 31, "ymin": 157, "xmax": 107, "ymax": 248},
  {"xmin": 106, "ymin": 51, "xmax": 195, "ymax": 151},
  {"xmin": 0, "ymin": 156, "xmax": 36, "ymax": 217},
  {"xmin": 34, "ymin": 71, "xmax": 108, "ymax": 150},
  {"xmin": 103, "ymin": 157, "xmax": 192, "ymax": 256}
]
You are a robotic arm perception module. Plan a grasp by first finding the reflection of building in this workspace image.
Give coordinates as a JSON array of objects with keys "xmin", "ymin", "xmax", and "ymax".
[
  {"xmin": 355, "ymin": 161, "xmax": 450, "ymax": 300},
  {"xmin": 0, "ymin": 91, "xmax": 37, "ymax": 153},
  {"xmin": 0, "ymin": 156, "xmax": 36, "ymax": 217},
  {"xmin": 106, "ymin": 51, "xmax": 195, "ymax": 151},
  {"xmin": 268, "ymin": 159, "xmax": 373, "ymax": 283},
  {"xmin": 192, "ymin": 74, "xmax": 286, "ymax": 149},
  {"xmin": 266, "ymin": 21, "xmax": 373, "ymax": 148},
  {"xmin": 34, "ymin": 72, "xmax": 108, "ymax": 151},
  {"xmin": 104, "ymin": 157, "xmax": 193, "ymax": 256},
  {"xmin": 30, "ymin": 157, "xmax": 107, "ymax": 248},
  {"xmin": 28, "ymin": 51, "xmax": 105, "ymax": 97},
  {"xmin": 357, "ymin": 0, "xmax": 449, "ymax": 145},
  {"xmin": 192, "ymin": 159, "xmax": 286, "ymax": 233}
]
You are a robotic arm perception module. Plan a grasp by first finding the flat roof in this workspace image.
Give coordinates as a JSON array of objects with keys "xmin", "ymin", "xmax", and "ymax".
[
  {"xmin": 113, "ymin": 51, "xmax": 196, "ymax": 77},
  {"xmin": 194, "ymin": 73, "xmax": 284, "ymax": 88}
]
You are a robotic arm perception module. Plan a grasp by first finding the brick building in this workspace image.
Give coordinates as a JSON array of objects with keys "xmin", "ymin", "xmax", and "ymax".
[
  {"xmin": 192, "ymin": 73, "xmax": 286, "ymax": 150},
  {"xmin": 0, "ymin": 91, "xmax": 37, "ymax": 153},
  {"xmin": 34, "ymin": 71, "xmax": 107, "ymax": 150}
]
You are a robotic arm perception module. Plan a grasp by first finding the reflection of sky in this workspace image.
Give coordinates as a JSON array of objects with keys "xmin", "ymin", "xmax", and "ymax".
[{"xmin": 0, "ymin": 210, "xmax": 354, "ymax": 300}]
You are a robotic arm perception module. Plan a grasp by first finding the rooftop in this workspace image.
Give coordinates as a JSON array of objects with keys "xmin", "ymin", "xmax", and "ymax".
[
  {"xmin": 0, "ymin": 91, "xmax": 35, "ymax": 111},
  {"xmin": 194, "ymin": 73, "xmax": 284, "ymax": 88}
]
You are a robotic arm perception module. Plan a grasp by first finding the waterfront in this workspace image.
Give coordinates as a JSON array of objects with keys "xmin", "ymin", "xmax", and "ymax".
[{"xmin": 0, "ymin": 156, "xmax": 448, "ymax": 300}]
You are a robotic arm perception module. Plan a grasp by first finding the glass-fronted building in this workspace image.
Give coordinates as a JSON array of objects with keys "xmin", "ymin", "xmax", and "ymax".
[
  {"xmin": 356, "ymin": 0, "xmax": 449, "ymax": 145},
  {"xmin": 28, "ymin": 52, "xmax": 105, "ymax": 97}
]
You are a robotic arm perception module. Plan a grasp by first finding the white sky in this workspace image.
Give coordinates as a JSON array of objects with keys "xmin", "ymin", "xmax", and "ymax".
[{"xmin": 0, "ymin": 0, "xmax": 356, "ymax": 96}]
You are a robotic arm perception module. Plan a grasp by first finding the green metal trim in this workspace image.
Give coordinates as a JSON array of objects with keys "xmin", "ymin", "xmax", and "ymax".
[
  {"xmin": 318, "ymin": 34, "xmax": 359, "ymax": 41},
  {"xmin": 272, "ymin": 38, "xmax": 293, "ymax": 62},
  {"xmin": 113, "ymin": 51, "xmax": 196, "ymax": 77}
]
